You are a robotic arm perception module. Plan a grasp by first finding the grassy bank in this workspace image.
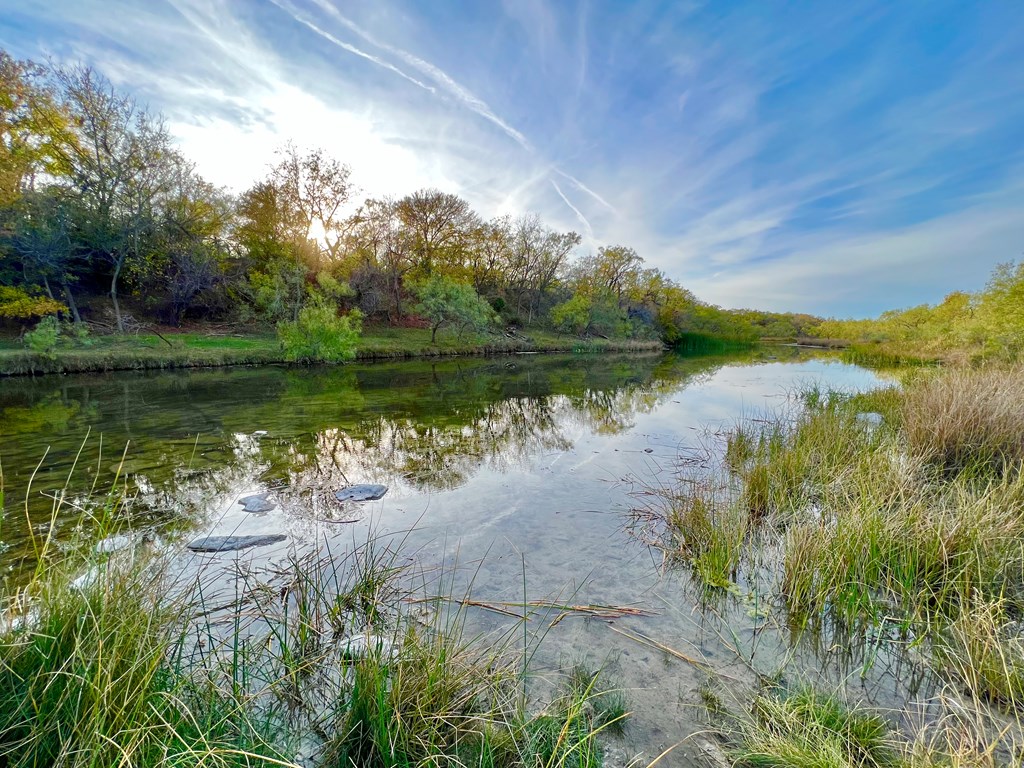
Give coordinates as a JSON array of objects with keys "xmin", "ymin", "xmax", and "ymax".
[
  {"xmin": 0, "ymin": 326, "xmax": 665, "ymax": 376},
  {"xmin": 0, "ymin": 479, "xmax": 627, "ymax": 767},
  {"xmin": 636, "ymin": 365, "xmax": 1024, "ymax": 765}
]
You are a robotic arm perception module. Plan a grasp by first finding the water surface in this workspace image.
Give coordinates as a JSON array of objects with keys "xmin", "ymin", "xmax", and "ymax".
[{"xmin": 2, "ymin": 349, "xmax": 910, "ymax": 765}]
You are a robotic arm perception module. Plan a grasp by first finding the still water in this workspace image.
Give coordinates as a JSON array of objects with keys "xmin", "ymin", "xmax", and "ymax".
[{"xmin": 1, "ymin": 349, "xmax": 914, "ymax": 764}]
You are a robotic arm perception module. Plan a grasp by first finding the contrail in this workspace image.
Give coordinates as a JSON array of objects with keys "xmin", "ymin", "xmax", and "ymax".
[
  {"xmin": 552, "ymin": 180, "xmax": 593, "ymax": 239},
  {"xmin": 309, "ymin": 0, "xmax": 533, "ymax": 152},
  {"xmin": 269, "ymin": 0, "xmax": 436, "ymax": 93},
  {"xmin": 556, "ymin": 169, "xmax": 617, "ymax": 213}
]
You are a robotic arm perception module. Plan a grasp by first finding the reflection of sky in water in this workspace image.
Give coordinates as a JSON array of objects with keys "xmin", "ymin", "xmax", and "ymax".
[{"xmin": 3, "ymin": 351, "xmax": 922, "ymax": 764}]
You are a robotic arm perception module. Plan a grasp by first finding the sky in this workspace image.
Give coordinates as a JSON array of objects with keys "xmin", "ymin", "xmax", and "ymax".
[{"xmin": 2, "ymin": 0, "xmax": 1023, "ymax": 317}]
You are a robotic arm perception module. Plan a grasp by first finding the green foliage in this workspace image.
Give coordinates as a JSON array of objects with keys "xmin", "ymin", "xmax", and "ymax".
[
  {"xmin": 277, "ymin": 303, "xmax": 362, "ymax": 363},
  {"xmin": 551, "ymin": 294, "xmax": 593, "ymax": 335},
  {"xmin": 412, "ymin": 274, "xmax": 497, "ymax": 343},
  {"xmin": 813, "ymin": 261, "xmax": 1024, "ymax": 362},
  {"xmin": 737, "ymin": 686, "xmax": 902, "ymax": 768},
  {"xmin": 23, "ymin": 314, "xmax": 60, "ymax": 356}
]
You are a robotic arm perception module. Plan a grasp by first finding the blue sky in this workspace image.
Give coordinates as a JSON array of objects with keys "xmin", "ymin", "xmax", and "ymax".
[{"xmin": 2, "ymin": 0, "xmax": 1023, "ymax": 316}]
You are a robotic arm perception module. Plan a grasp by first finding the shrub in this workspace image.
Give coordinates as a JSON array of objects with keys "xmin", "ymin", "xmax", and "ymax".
[
  {"xmin": 411, "ymin": 275, "xmax": 496, "ymax": 343},
  {"xmin": 277, "ymin": 304, "xmax": 362, "ymax": 363},
  {"xmin": 23, "ymin": 315, "xmax": 61, "ymax": 357}
]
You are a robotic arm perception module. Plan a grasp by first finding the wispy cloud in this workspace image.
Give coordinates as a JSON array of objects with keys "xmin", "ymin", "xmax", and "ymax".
[
  {"xmin": 307, "ymin": 0, "xmax": 533, "ymax": 152},
  {"xmin": 267, "ymin": 0, "xmax": 436, "ymax": 93},
  {"xmin": 551, "ymin": 180, "xmax": 593, "ymax": 239}
]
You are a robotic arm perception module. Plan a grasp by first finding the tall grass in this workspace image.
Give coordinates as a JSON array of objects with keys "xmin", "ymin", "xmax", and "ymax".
[
  {"xmin": 900, "ymin": 366, "xmax": 1024, "ymax": 475},
  {"xmin": 0, "ymin": 460, "xmax": 618, "ymax": 767},
  {"xmin": 735, "ymin": 686, "xmax": 903, "ymax": 768},
  {"xmin": 645, "ymin": 366, "xmax": 1024, "ymax": 764}
]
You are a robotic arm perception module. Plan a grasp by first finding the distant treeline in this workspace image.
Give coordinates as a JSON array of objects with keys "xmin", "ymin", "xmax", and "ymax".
[
  {"xmin": 0, "ymin": 50, "xmax": 817, "ymax": 346},
  {"xmin": 815, "ymin": 261, "xmax": 1024, "ymax": 362}
]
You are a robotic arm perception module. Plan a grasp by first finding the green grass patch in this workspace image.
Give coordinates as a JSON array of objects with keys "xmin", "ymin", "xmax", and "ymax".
[{"xmin": 0, "ymin": 326, "xmax": 665, "ymax": 375}]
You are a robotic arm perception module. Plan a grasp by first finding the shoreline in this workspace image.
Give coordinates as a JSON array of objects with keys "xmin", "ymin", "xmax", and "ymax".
[{"xmin": 0, "ymin": 330, "xmax": 668, "ymax": 377}]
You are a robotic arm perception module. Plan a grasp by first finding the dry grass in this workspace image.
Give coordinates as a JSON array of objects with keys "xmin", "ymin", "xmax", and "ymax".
[{"xmin": 901, "ymin": 366, "xmax": 1024, "ymax": 475}]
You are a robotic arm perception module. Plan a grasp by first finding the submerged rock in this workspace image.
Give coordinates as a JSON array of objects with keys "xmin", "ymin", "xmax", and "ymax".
[
  {"xmin": 94, "ymin": 533, "xmax": 134, "ymax": 554},
  {"xmin": 239, "ymin": 492, "xmax": 276, "ymax": 513},
  {"xmin": 187, "ymin": 534, "xmax": 287, "ymax": 553},
  {"xmin": 334, "ymin": 484, "xmax": 388, "ymax": 502},
  {"xmin": 856, "ymin": 411, "xmax": 884, "ymax": 428}
]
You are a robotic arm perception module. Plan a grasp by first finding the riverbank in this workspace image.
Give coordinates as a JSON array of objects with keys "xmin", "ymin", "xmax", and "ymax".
[
  {"xmin": 639, "ymin": 363, "xmax": 1024, "ymax": 765},
  {"xmin": 0, "ymin": 326, "xmax": 666, "ymax": 376}
]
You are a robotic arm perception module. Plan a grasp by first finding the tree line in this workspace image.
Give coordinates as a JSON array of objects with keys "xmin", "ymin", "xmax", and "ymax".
[
  {"xmin": 0, "ymin": 51, "xmax": 815, "ymax": 351},
  {"xmin": 814, "ymin": 261, "xmax": 1024, "ymax": 362}
]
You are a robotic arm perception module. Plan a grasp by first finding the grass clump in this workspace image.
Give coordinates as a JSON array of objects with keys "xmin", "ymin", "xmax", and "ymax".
[
  {"xmin": 900, "ymin": 367, "xmax": 1024, "ymax": 475},
  {"xmin": 736, "ymin": 686, "xmax": 903, "ymax": 768}
]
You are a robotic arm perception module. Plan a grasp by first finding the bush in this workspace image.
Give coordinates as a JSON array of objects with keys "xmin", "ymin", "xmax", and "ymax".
[
  {"xmin": 411, "ymin": 275, "xmax": 496, "ymax": 343},
  {"xmin": 277, "ymin": 304, "xmax": 362, "ymax": 363},
  {"xmin": 24, "ymin": 315, "xmax": 61, "ymax": 357}
]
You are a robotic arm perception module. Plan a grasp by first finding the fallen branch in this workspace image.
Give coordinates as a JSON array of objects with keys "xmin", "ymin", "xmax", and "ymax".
[
  {"xmin": 608, "ymin": 624, "xmax": 710, "ymax": 670},
  {"xmin": 404, "ymin": 596, "xmax": 656, "ymax": 623}
]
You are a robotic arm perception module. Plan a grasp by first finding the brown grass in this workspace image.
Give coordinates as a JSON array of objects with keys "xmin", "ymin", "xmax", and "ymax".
[{"xmin": 901, "ymin": 367, "xmax": 1024, "ymax": 474}]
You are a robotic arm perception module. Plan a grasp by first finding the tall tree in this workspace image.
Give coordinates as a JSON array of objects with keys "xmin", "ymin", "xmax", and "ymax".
[
  {"xmin": 268, "ymin": 143, "xmax": 353, "ymax": 262},
  {"xmin": 0, "ymin": 52, "xmax": 72, "ymax": 205},
  {"xmin": 396, "ymin": 189, "xmax": 479, "ymax": 278},
  {"xmin": 55, "ymin": 65, "xmax": 177, "ymax": 331}
]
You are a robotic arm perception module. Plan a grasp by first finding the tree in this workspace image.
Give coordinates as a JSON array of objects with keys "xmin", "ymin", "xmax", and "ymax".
[
  {"xmin": 268, "ymin": 143, "xmax": 353, "ymax": 262},
  {"xmin": 0, "ymin": 52, "xmax": 72, "ymax": 205},
  {"xmin": 412, "ymin": 275, "xmax": 496, "ymax": 343},
  {"xmin": 345, "ymin": 197, "xmax": 413, "ymax": 319},
  {"xmin": 5, "ymin": 189, "xmax": 82, "ymax": 322},
  {"xmin": 396, "ymin": 189, "xmax": 479, "ymax": 278},
  {"xmin": 55, "ymin": 65, "xmax": 178, "ymax": 331}
]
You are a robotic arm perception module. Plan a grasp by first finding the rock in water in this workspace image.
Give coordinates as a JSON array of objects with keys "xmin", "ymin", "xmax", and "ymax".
[
  {"xmin": 187, "ymin": 534, "xmax": 287, "ymax": 553},
  {"xmin": 856, "ymin": 411, "xmax": 884, "ymax": 428},
  {"xmin": 239, "ymin": 492, "xmax": 276, "ymax": 513},
  {"xmin": 334, "ymin": 484, "xmax": 388, "ymax": 502}
]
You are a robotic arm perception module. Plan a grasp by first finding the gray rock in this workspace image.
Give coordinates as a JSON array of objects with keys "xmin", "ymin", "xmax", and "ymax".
[
  {"xmin": 239, "ymin": 492, "xmax": 276, "ymax": 513},
  {"xmin": 187, "ymin": 534, "xmax": 287, "ymax": 553},
  {"xmin": 856, "ymin": 411, "xmax": 884, "ymax": 428},
  {"xmin": 696, "ymin": 739, "xmax": 732, "ymax": 768},
  {"xmin": 94, "ymin": 533, "xmax": 134, "ymax": 554},
  {"xmin": 334, "ymin": 484, "xmax": 388, "ymax": 502}
]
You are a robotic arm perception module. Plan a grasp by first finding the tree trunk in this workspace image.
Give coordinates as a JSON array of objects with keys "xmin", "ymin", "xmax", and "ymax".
[
  {"xmin": 111, "ymin": 257, "xmax": 124, "ymax": 333},
  {"xmin": 431, "ymin": 323, "xmax": 439, "ymax": 343},
  {"xmin": 61, "ymin": 278, "xmax": 82, "ymax": 325}
]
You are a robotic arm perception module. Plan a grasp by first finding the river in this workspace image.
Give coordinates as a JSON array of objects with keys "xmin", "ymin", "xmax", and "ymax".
[{"xmin": 2, "ymin": 348, "xmax": 920, "ymax": 765}]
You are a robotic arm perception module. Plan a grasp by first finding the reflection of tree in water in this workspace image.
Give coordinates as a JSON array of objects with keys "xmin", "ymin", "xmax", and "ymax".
[
  {"xmin": 281, "ymin": 395, "xmax": 573, "ymax": 493},
  {"xmin": 276, "ymin": 367, "xmax": 709, "ymax": 494},
  {"xmin": 0, "ymin": 350, "xmax": 766, "ymax": 562}
]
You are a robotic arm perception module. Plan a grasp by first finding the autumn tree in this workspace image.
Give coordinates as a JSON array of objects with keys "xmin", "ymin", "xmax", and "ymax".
[{"xmin": 396, "ymin": 189, "xmax": 479, "ymax": 278}]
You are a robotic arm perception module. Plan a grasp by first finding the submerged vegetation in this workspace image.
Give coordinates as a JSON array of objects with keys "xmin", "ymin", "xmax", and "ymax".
[{"xmin": 637, "ymin": 365, "xmax": 1024, "ymax": 765}]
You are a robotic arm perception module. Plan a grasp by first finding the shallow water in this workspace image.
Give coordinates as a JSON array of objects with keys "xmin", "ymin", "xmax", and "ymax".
[{"xmin": 1, "ymin": 348, "xmax": 924, "ymax": 764}]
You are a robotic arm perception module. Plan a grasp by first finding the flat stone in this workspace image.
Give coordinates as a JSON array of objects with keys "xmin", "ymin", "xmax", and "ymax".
[
  {"xmin": 94, "ymin": 533, "xmax": 134, "ymax": 554},
  {"xmin": 334, "ymin": 484, "xmax": 388, "ymax": 503},
  {"xmin": 856, "ymin": 411, "xmax": 884, "ymax": 428},
  {"xmin": 187, "ymin": 534, "xmax": 287, "ymax": 553},
  {"xmin": 239, "ymin": 492, "xmax": 276, "ymax": 513}
]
